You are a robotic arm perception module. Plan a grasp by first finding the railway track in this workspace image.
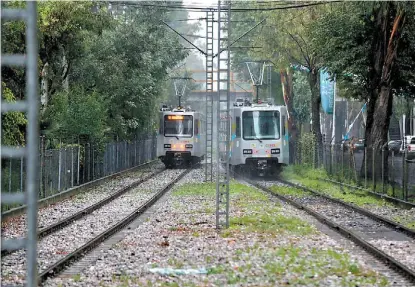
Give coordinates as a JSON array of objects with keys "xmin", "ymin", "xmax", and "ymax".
[
  {"xmin": 240, "ymin": 175, "xmax": 415, "ymax": 283},
  {"xmin": 278, "ymin": 178, "xmax": 415, "ymax": 239},
  {"xmin": 321, "ymin": 178, "xmax": 415, "ymax": 209},
  {"xmin": 1, "ymin": 167, "xmax": 165, "ymax": 257},
  {"xmin": 1, "ymin": 167, "xmax": 193, "ymax": 286}
]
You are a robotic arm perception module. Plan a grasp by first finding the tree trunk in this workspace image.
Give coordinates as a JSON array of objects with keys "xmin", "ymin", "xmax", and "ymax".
[
  {"xmin": 362, "ymin": 2, "xmax": 406, "ymax": 181},
  {"xmin": 280, "ymin": 67, "xmax": 298, "ymax": 164},
  {"xmin": 308, "ymin": 67, "xmax": 323, "ymax": 167}
]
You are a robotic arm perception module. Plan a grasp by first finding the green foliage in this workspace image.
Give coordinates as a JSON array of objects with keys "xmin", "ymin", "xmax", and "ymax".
[
  {"xmin": 393, "ymin": 96, "xmax": 414, "ymax": 118},
  {"xmin": 280, "ymin": 165, "xmax": 393, "ymax": 208},
  {"xmin": 2, "ymin": 2, "xmax": 191, "ymax": 143},
  {"xmin": 69, "ymin": 8, "xmax": 188, "ymax": 139},
  {"xmin": 292, "ymin": 71, "xmax": 312, "ymax": 124},
  {"xmin": 230, "ymin": 6, "xmax": 283, "ymax": 104},
  {"xmin": 44, "ymin": 86, "xmax": 107, "ymax": 142},
  {"xmin": 2, "ymin": 1, "xmax": 114, "ymax": 98},
  {"xmin": 229, "ymin": 213, "xmax": 316, "ymax": 236},
  {"xmin": 204, "ymin": 245, "xmax": 387, "ymax": 286},
  {"xmin": 1, "ymin": 82, "xmax": 27, "ymax": 146},
  {"xmin": 309, "ymin": 2, "xmax": 415, "ymax": 100},
  {"xmin": 296, "ymin": 133, "xmax": 317, "ymax": 166}
]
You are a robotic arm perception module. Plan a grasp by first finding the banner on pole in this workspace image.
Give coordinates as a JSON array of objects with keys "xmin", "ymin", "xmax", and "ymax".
[{"xmin": 320, "ymin": 70, "xmax": 335, "ymax": 114}]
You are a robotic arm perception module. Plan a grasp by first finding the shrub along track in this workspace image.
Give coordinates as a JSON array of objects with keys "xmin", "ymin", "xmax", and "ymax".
[{"xmin": 239, "ymin": 174, "xmax": 415, "ymax": 284}]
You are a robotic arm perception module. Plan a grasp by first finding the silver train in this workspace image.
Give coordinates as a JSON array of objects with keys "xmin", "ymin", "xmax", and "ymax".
[
  {"xmin": 226, "ymin": 99, "xmax": 290, "ymax": 176},
  {"xmin": 157, "ymin": 106, "xmax": 206, "ymax": 168}
]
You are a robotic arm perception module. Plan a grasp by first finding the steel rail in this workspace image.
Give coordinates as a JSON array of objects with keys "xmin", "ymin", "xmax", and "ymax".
[
  {"xmin": 277, "ymin": 178, "xmax": 415, "ymax": 239},
  {"xmin": 38, "ymin": 167, "xmax": 193, "ymax": 284},
  {"xmin": 321, "ymin": 178, "xmax": 415, "ymax": 209},
  {"xmin": 2, "ymin": 159, "xmax": 159, "ymax": 220},
  {"xmin": 1, "ymin": 168, "xmax": 165, "ymax": 257},
  {"xmin": 244, "ymin": 178, "xmax": 415, "ymax": 283}
]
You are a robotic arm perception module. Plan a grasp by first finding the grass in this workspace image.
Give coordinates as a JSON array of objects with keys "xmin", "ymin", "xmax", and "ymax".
[
  {"xmin": 172, "ymin": 181, "xmax": 269, "ymax": 201},
  {"xmin": 280, "ymin": 165, "xmax": 393, "ymax": 208},
  {"xmin": 202, "ymin": 245, "xmax": 388, "ymax": 286},
  {"xmin": 227, "ymin": 213, "xmax": 316, "ymax": 236},
  {"xmin": 102, "ymin": 180, "xmax": 389, "ymax": 286},
  {"xmin": 172, "ymin": 182, "xmax": 216, "ymax": 196},
  {"xmin": 173, "ymin": 181, "xmax": 315, "ymax": 237},
  {"xmin": 325, "ymin": 163, "xmax": 414, "ymax": 202},
  {"xmin": 279, "ymin": 165, "xmax": 415, "ymax": 230},
  {"xmin": 392, "ymin": 215, "xmax": 415, "ymax": 230},
  {"xmin": 72, "ymin": 274, "xmax": 81, "ymax": 282}
]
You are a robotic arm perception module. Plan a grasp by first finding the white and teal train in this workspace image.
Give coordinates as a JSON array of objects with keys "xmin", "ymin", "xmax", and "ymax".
[
  {"xmin": 157, "ymin": 106, "xmax": 206, "ymax": 168},
  {"xmin": 226, "ymin": 100, "xmax": 290, "ymax": 176}
]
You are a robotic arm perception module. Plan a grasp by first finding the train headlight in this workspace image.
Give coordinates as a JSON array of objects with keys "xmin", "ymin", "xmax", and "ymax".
[
  {"xmin": 243, "ymin": 149, "xmax": 252, "ymax": 155},
  {"xmin": 164, "ymin": 144, "xmax": 171, "ymax": 148},
  {"xmin": 271, "ymin": 148, "xmax": 280, "ymax": 154},
  {"xmin": 185, "ymin": 144, "xmax": 193, "ymax": 149}
]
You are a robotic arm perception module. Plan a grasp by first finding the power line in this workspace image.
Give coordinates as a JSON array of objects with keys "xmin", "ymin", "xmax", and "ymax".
[{"xmin": 112, "ymin": 1, "xmax": 342, "ymax": 12}]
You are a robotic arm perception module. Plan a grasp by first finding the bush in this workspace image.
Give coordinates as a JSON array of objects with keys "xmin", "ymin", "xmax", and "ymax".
[
  {"xmin": 43, "ymin": 86, "xmax": 107, "ymax": 144},
  {"xmin": 296, "ymin": 132, "xmax": 317, "ymax": 167}
]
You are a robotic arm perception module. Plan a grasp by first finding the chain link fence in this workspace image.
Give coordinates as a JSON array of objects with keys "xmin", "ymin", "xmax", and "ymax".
[
  {"xmin": 322, "ymin": 144, "xmax": 415, "ymax": 202},
  {"xmin": 2, "ymin": 134, "xmax": 157, "ymax": 212},
  {"xmin": 293, "ymin": 133, "xmax": 414, "ymax": 202}
]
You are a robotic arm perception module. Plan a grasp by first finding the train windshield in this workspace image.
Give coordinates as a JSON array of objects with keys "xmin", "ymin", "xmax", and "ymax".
[
  {"xmin": 242, "ymin": 111, "xmax": 280, "ymax": 140},
  {"xmin": 164, "ymin": 115, "xmax": 193, "ymax": 137}
]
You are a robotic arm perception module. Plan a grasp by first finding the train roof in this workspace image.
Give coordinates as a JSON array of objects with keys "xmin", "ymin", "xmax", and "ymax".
[
  {"xmin": 232, "ymin": 98, "xmax": 286, "ymax": 110},
  {"xmin": 231, "ymin": 103, "xmax": 286, "ymax": 111},
  {"xmin": 159, "ymin": 105, "xmax": 203, "ymax": 115}
]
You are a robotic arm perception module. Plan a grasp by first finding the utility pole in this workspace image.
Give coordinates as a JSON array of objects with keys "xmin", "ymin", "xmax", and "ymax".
[
  {"xmin": 216, "ymin": 0, "xmax": 231, "ymax": 229},
  {"xmin": 205, "ymin": 9, "xmax": 214, "ymax": 182}
]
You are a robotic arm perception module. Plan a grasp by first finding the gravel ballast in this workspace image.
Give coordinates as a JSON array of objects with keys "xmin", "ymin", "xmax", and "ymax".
[
  {"xmin": 44, "ymin": 167, "xmax": 412, "ymax": 286},
  {"xmin": 1, "ymin": 168, "xmax": 185, "ymax": 286},
  {"xmin": 262, "ymin": 179, "xmax": 415, "ymax": 278},
  {"xmin": 1, "ymin": 161, "xmax": 163, "ymax": 240}
]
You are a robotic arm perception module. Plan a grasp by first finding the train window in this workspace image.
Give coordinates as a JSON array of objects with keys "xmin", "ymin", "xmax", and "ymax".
[
  {"xmin": 159, "ymin": 115, "xmax": 163, "ymax": 134},
  {"xmin": 164, "ymin": 115, "xmax": 193, "ymax": 137},
  {"xmin": 282, "ymin": 116, "xmax": 286, "ymax": 136},
  {"xmin": 236, "ymin": 117, "xmax": 241, "ymax": 138},
  {"xmin": 242, "ymin": 111, "xmax": 280, "ymax": 140},
  {"xmin": 195, "ymin": 119, "xmax": 199, "ymax": 135}
]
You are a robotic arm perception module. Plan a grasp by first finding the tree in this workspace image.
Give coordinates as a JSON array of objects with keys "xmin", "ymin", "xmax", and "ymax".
[
  {"xmin": 1, "ymin": 82, "xmax": 27, "ymax": 146},
  {"xmin": 2, "ymin": 1, "xmax": 189, "ymax": 143},
  {"xmin": 68, "ymin": 4, "xmax": 188, "ymax": 140},
  {"xmin": 1, "ymin": 1, "xmax": 113, "ymax": 102},
  {"xmin": 292, "ymin": 71, "xmax": 312, "ymax": 129},
  {"xmin": 231, "ymin": 2, "xmax": 329, "ymax": 163},
  {"xmin": 310, "ymin": 2, "xmax": 415, "ymax": 176}
]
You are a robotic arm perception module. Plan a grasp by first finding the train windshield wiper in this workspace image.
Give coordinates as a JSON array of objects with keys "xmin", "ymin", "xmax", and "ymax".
[{"xmin": 254, "ymin": 136, "xmax": 262, "ymax": 143}]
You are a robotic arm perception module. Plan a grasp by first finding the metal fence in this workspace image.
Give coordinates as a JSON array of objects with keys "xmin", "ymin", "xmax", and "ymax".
[
  {"xmin": 2, "ymin": 135, "xmax": 157, "ymax": 212},
  {"xmin": 322, "ymin": 144, "xmax": 415, "ymax": 202}
]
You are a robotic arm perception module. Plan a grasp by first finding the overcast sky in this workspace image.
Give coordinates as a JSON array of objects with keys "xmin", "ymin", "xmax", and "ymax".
[{"xmin": 183, "ymin": 0, "xmax": 219, "ymax": 62}]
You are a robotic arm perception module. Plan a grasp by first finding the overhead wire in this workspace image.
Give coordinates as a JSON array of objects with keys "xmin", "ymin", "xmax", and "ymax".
[{"xmin": 112, "ymin": 1, "xmax": 342, "ymax": 12}]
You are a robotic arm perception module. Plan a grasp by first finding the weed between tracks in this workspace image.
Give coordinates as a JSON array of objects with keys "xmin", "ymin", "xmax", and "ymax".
[
  {"xmin": 107, "ymin": 180, "xmax": 389, "ymax": 287},
  {"xmin": 51, "ymin": 178, "xmax": 390, "ymax": 286}
]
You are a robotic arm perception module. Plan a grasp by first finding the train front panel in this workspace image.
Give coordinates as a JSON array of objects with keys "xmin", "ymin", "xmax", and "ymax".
[
  {"xmin": 157, "ymin": 110, "xmax": 205, "ymax": 167},
  {"xmin": 230, "ymin": 105, "xmax": 289, "ymax": 175}
]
